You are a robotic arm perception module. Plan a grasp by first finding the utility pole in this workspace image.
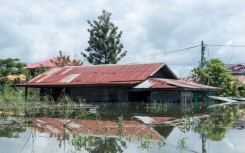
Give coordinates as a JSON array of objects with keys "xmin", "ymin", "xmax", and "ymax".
[{"xmin": 201, "ymin": 41, "xmax": 205, "ymax": 67}]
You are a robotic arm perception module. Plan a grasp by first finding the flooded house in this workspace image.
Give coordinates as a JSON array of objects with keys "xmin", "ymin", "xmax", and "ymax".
[{"xmin": 16, "ymin": 63, "xmax": 220, "ymax": 103}]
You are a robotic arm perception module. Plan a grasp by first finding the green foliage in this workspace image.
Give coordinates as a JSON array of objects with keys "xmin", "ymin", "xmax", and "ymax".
[
  {"xmin": 238, "ymin": 84, "xmax": 245, "ymax": 97},
  {"xmin": 72, "ymin": 135, "xmax": 127, "ymax": 153},
  {"xmin": 82, "ymin": 10, "xmax": 127, "ymax": 64},
  {"xmin": 0, "ymin": 124, "xmax": 26, "ymax": 138},
  {"xmin": 191, "ymin": 58, "xmax": 240, "ymax": 96},
  {"xmin": 0, "ymin": 58, "xmax": 27, "ymax": 77},
  {"xmin": 0, "ymin": 58, "xmax": 28, "ymax": 84},
  {"xmin": 51, "ymin": 51, "xmax": 83, "ymax": 67},
  {"xmin": 33, "ymin": 65, "xmax": 48, "ymax": 77},
  {"xmin": 117, "ymin": 115, "xmax": 124, "ymax": 137}
]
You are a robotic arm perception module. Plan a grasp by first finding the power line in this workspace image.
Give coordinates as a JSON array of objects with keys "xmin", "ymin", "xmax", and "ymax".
[
  {"xmin": 120, "ymin": 42, "xmax": 245, "ymax": 64},
  {"xmin": 121, "ymin": 45, "xmax": 200, "ymax": 63},
  {"xmin": 228, "ymin": 45, "xmax": 235, "ymax": 64},
  {"xmin": 207, "ymin": 44, "xmax": 245, "ymax": 47}
]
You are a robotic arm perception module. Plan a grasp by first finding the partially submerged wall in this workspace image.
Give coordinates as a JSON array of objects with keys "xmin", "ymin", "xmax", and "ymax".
[{"xmin": 70, "ymin": 86, "xmax": 129, "ymax": 102}]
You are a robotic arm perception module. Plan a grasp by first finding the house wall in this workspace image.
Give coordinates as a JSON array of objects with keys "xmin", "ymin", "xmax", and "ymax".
[
  {"xmin": 149, "ymin": 90, "xmax": 193, "ymax": 113},
  {"xmin": 180, "ymin": 91, "xmax": 193, "ymax": 113},
  {"xmin": 150, "ymin": 91, "xmax": 180, "ymax": 102},
  {"xmin": 70, "ymin": 86, "xmax": 129, "ymax": 102}
]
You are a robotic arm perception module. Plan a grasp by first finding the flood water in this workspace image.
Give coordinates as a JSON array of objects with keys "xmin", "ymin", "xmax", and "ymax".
[{"xmin": 0, "ymin": 102, "xmax": 245, "ymax": 153}]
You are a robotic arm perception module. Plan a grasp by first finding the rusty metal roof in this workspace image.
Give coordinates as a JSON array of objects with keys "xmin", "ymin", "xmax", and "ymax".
[
  {"xmin": 25, "ymin": 57, "xmax": 85, "ymax": 69},
  {"xmin": 133, "ymin": 78, "xmax": 220, "ymax": 91},
  {"xmin": 178, "ymin": 77, "xmax": 198, "ymax": 83},
  {"xmin": 234, "ymin": 75, "xmax": 245, "ymax": 84},
  {"xmin": 23, "ymin": 63, "xmax": 165, "ymax": 86},
  {"xmin": 226, "ymin": 64, "xmax": 245, "ymax": 75},
  {"xmin": 25, "ymin": 57, "xmax": 58, "ymax": 69}
]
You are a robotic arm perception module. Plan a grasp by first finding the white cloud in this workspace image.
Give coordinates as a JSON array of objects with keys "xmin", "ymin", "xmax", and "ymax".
[{"xmin": 0, "ymin": 0, "xmax": 245, "ymax": 76}]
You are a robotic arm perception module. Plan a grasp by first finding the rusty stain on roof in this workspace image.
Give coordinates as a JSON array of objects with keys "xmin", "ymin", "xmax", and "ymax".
[
  {"xmin": 22, "ymin": 63, "xmax": 165, "ymax": 86},
  {"xmin": 134, "ymin": 78, "xmax": 220, "ymax": 91}
]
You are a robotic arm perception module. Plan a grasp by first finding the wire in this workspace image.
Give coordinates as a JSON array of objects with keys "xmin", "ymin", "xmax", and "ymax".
[
  {"xmin": 207, "ymin": 44, "xmax": 245, "ymax": 47},
  {"xmin": 120, "ymin": 42, "xmax": 245, "ymax": 64},
  {"xmin": 121, "ymin": 45, "xmax": 200, "ymax": 63},
  {"xmin": 205, "ymin": 45, "xmax": 210, "ymax": 61},
  {"xmin": 228, "ymin": 45, "xmax": 235, "ymax": 64}
]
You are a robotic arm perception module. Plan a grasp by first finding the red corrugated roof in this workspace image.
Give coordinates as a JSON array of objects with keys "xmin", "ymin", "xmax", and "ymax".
[
  {"xmin": 23, "ymin": 63, "xmax": 164, "ymax": 86},
  {"xmin": 25, "ymin": 57, "xmax": 58, "ymax": 69},
  {"xmin": 133, "ymin": 78, "xmax": 220, "ymax": 91},
  {"xmin": 25, "ymin": 57, "xmax": 85, "ymax": 69}
]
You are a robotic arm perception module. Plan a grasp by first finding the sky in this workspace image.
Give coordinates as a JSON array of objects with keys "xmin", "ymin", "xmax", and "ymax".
[{"xmin": 0, "ymin": 0, "xmax": 245, "ymax": 77}]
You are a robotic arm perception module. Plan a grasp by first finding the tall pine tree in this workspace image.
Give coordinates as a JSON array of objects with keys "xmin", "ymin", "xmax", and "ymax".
[{"xmin": 82, "ymin": 10, "xmax": 127, "ymax": 64}]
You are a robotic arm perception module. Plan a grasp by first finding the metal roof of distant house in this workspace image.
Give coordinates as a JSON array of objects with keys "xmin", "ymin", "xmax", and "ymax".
[
  {"xmin": 226, "ymin": 63, "xmax": 245, "ymax": 75},
  {"xmin": 19, "ymin": 63, "xmax": 166, "ymax": 87},
  {"xmin": 234, "ymin": 75, "xmax": 245, "ymax": 84},
  {"xmin": 133, "ymin": 78, "xmax": 220, "ymax": 91},
  {"xmin": 25, "ymin": 57, "xmax": 58, "ymax": 69},
  {"xmin": 25, "ymin": 57, "xmax": 84, "ymax": 69}
]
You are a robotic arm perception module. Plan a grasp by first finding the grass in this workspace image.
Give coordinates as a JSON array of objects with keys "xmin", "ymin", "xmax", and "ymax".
[{"xmin": 0, "ymin": 85, "xmax": 88, "ymax": 119}]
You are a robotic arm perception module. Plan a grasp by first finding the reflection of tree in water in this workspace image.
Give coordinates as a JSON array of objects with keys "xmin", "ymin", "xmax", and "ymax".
[
  {"xmin": 194, "ymin": 105, "xmax": 244, "ymax": 153},
  {"xmin": 72, "ymin": 135, "xmax": 127, "ymax": 153},
  {"xmin": 0, "ymin": 117, "xmax": 26, "ymax": 138},
  {"xmin": 195, "ymin": 106, "xmax": 242, "ymax": 141},
  {"xmin": 0, "ymin": 126, "xmax": 26, "ymax": 138}
]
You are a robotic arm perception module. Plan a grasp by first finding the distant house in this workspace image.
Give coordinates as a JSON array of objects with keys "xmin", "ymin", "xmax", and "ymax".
[
  {"xmin": 25, "ymin": 57, "xmax": 85, "ymax": 77},
  {"xmin": 16, "ymin": 63, "xmax": 220, "ymax": 103},
  {"xmin": 26, "ymin": 57, "xmax": 59, "ymax": 70},
  {"xmin": 226, "ymin": 64, "xmax": 245, "ymax": 84},
  {"xmin": 7, "ymin": 74, "xmax": 26, "ymax": 83},
  {"xmin": 25, "ymin": 57, "xmax": 59, "ymax": 77}
]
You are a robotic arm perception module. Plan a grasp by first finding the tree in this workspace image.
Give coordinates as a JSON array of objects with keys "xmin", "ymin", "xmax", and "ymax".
[
  {"xmin": 33, "ymin": 65, "xmax": 49, "ymax": 77},
  {"xmin": 0, "ymin": 58, "xmax": 28, "ymax": 84},
  {"xmin": 82, "ymin": 10, "xmax": 127, "ymax": 64},
  {"xmin": 0, "ymin": 58, "xmax": 28, "ymax": 96},
  {"xmin": 51, "ymin": 51, "xmax": 83, "ymax": 67},
  {"xmin": 191, "ymin": 58, "xmax": 240, "ymax": 97}
]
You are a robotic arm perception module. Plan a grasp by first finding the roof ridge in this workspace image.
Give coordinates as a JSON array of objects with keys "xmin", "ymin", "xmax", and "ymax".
[{"xmin": 63, "ymin": 62, "xmax": 165, "ymax": 68}]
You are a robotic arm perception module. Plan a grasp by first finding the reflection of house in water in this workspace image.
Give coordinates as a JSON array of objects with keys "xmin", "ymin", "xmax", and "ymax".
[
  {"xmin": 17, "ymin": 63, "xmax": 220, "ymax": 103},
  {"xmin": 31, "ymin": 118, "xmax": 164, "ymax": 140},
  {"xmin": 154, "ymin": 126, "xmax": 174, "ymax": 139}
]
